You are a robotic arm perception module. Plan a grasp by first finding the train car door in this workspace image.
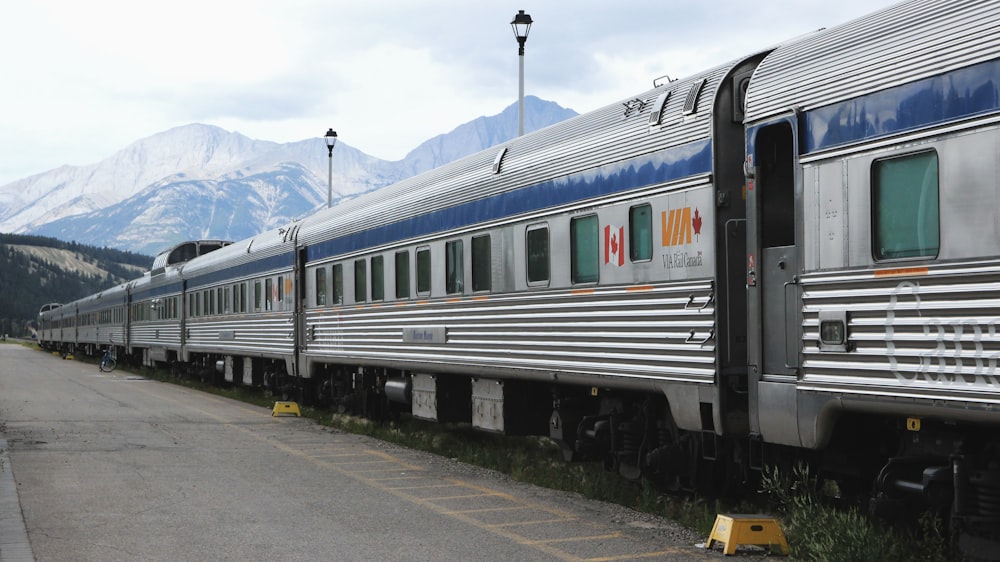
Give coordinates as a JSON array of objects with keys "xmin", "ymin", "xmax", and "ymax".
[{"xmin": 745, "ymin": 117, "xmax": 803, "ymax": 446}]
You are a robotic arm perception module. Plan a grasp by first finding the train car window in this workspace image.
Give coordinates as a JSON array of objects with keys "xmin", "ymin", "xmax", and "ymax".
[
  {"xmin": 472, "ymin": 235, "xmax": 491, "ymax": 292},
  {"xmin": 526, "ymin": 225, "xmax": 549, "ymax": 285},
  {"xmin": 333, "ymin": 264, "xmax": 343, "ymax": 304},
  {"xmin": 372, "ymin": 256, "xmax": 385, "ymax": 301},
  {"xmin": 254, "ymin": 281, "xmax": 262, "ymax": 311},
  {"xmin": 208, "ymin": 290, "xmax": 215, "ymax": 315},
  {"xmin": 277, "ymin": 276, "xmax": 285, "ymax": 304},
  {"xmin": 265, "ymin": 279, "xmax": 273, "ymax": 311},
  {"xmin": 236, "ymin": 285, "xmax": 246, "ymax": 313},
  {"xmin": 223, "ymin": 287, "xmax": 231, "ymax": 314},
  {"xmin": 872, "ymin": 151, "xmax": 940, "ymax": 260},
  {"xmin": 446, "ymin": 240, "xmax": 464, "ymax": 294},
  {"xmin": 629, "ymin": 204, "xmax": 653, "ymax": 261},
  {"xmin": 395, "ymin": 251, "xmax": 410, "ymax": 299},
  {"xmin": 316, "ymin": 268, "xmax": 328, "ymax": 306},
  {"xmin": 354, "ymin": 259, "xmax": 367, "ymax": 303},
  {"xmin": 571, "ymin": 215, "xmax": 600, "ymax": 284},
  {"xmin": 416, "ymin": 247, "xmax": 431, "ymax": 295}
]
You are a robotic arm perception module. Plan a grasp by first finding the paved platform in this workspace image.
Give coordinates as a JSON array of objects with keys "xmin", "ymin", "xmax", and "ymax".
[
  {"xmin": 0, "ymin": 344, "xmax": 719, "ymax": 561},
  {"xmin": 0, "ymin": 439, "xmax": 33, "ymax": 561}
]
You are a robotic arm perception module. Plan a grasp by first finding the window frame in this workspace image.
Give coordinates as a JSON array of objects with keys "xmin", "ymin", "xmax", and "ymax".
[
  {"xmin": 471, "ymin": 234, "xmax": 491, "ymax": 292},
  {"xmin": 871, "ymin": 149, "xmax": 940, "ymax": 261},
  {"xmin": 525, "ymin": 224, "xmax": 550, "ymax": 286},
  {"xmin": 315, "ymin": 267, "xmax": 328, "ymax": 306},
  {"xmin": 445, "ymin": 239, "xmax": 464, "ymax": 295},
  {"xmin": 371, "ymin": 255, "xmax": 385, "ymax": 302},
  {"xmin": 416, "ymin": 247, "xmax": 432, "ymax": 295},
  {"xmin": 571, "ymin": 214, "xmax": 600, "ymax": 284},
  {"xmin": 395, "ymin": 251, "xmax": 410, "ymax": 299},
  {"xmin": 354, "ymin": 259, "xmax": 367, "ymax": 303},
  {"xmin": 629, "ymin": 204, "xmax": 653, "ymax": 262}
]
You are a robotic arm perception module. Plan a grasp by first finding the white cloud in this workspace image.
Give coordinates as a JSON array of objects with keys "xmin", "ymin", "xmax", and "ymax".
[{"xmin": 0, "ymin": 0, "xmax": 902, "ymax": 185}]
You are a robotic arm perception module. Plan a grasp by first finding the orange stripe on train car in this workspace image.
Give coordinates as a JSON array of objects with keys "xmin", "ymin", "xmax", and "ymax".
[
  {"xmin": 625, "ymin": 285, "xmax": 655, "ymax": 292},
  {"xmin": 873, "ymin": 267, "xmax": 929, "ymax": 278}
]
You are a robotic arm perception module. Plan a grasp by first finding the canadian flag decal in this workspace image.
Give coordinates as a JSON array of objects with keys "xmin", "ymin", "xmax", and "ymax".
[{"xmin": 604, "ymin": 225, "xmax": 625, "ymax": 266}]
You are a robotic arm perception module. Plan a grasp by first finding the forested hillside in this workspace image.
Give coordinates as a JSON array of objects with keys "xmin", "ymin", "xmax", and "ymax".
[{"xmin": 0, "ymin": 234, "xmax": 152, "ymax": 337}]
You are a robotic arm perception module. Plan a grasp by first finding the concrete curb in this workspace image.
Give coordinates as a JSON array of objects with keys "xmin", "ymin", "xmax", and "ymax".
[{"xmin": 0, "ymin": 439, "xmax": 33, "ymax": 561}]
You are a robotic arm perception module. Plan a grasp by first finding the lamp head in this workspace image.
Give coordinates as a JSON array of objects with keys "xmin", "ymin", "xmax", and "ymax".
[{"xmin": 511, "ymin": 10, "xmax": 532, "ymax": 45}]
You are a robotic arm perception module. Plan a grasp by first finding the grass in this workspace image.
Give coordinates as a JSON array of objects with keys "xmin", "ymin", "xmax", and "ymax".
[{"xmin": 759, "ymin": 463, "xmax": 952, "ymax": 561}]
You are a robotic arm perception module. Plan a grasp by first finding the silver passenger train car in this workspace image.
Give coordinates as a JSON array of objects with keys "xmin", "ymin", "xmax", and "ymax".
[{"xmin": 36, "ymin": 0, "xmax": 1000, "ymax": 551}]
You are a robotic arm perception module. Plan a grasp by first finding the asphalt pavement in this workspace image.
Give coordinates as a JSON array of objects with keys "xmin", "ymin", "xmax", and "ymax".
[{"xmin": 0, "ymin": 343, "xmax": 736, "ymax": 561}]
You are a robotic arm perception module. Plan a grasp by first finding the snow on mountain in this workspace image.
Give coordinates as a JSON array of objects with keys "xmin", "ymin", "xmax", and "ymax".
[{"xmin": 0, "ymin": 97, "xmax": 576, "ymax": 255}]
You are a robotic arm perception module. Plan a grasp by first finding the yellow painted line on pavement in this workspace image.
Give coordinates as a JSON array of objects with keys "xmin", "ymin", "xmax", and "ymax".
[{"xmin": 126, "ymin": 380, "xmax": 705, "ymax": 561}]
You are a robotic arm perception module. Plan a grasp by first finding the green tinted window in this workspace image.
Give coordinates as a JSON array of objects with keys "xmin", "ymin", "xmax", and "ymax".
[
  {"xmin": 873, "ymin": 151, "xmax": 939, "ymax": 260},
  {"xmin": 446, "ymin": 240, "xmax": 464, "ymax": 294},
  {"xmin": 354, "ymin": 259, "xmax": 367, "ymax": 303},
  {"xmin": 471, "ymin": 235, "xmax": 491, "ymax": 292},
  {"xmin": 571, "ymin": 215, "xmax": 599, "ymax": 284},
  {"xmin": 629, "ymin": 204, "xmax": 653, "ymax": 261},
  {"xmin": 416, "ymin": 248, "xmax": 431, "ymax": 294},
  {"xmin": 315, "ymin": 268, "xmax": 327, "ymax": 306},
  {"xmin": 395, "ymin": 251, "xmax": 410, "ymax": 299},
  {"xmin": 371, "ymin": 256, "xmax": 384, "ymax": 301},
  {"xmin": 526, "ymin": 226, "xmax": 549, "ymax": 284},
  {"xmin": 332, "ymin": 264, "xmax": 343, "ymax": 304}
]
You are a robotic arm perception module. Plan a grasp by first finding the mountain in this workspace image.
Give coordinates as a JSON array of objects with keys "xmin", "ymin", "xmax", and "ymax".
[
  {"xmin": 0, "ymin": 97, "xmax": 577, "ymax": 255},
  {"xmin": 0, "ymin": 233, "xmax": 153, "ymax": 337}
]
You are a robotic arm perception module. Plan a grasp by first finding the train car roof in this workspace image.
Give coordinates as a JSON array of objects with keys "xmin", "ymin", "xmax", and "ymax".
[
  {"xmin": 745, "ymin": 0, "xmax": 1000, "ymax": 126},
  {"xmin": 69, "ymin": 281, "xmax": 130, "ymax": 313},
  {"xmin": 179, "ymin": 224, "xmax": 297, "ymax": 288},
  {"xmin": 296, "ymin": 57, "xmax": 750, "ymax": 257},
  {"xmin": 129, "ymin": 265, "xmax": 183, "ymax": 299}
]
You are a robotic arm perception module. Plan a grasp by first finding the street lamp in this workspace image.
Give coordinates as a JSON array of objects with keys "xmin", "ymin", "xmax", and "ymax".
[
  {"xmin": 510, "ymin": 10, "xmax": 533, "ymax": 136},
  {"xmin": 324, "ymin": 128, "xmax": 337, "ymax": 208}
]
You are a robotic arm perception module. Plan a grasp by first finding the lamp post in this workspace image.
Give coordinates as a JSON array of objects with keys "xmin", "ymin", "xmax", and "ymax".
[
  {"xmin": 510, "ymin": 10, "xmax": 533, "ymax": 137},
  {"xmin": 324, "ymin": 128, "xmax": 338, "ymax": 208}
]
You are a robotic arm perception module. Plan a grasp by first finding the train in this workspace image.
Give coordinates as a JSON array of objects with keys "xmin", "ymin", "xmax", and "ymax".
[{"xmin": 37, "ymin": 0, "xmax": 1000, "ymax": 554}]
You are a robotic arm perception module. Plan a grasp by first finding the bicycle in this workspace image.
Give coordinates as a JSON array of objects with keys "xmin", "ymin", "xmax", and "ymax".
[{"xmin": 99, "ymin": 348, "xmax": 117, "ymax": 372}]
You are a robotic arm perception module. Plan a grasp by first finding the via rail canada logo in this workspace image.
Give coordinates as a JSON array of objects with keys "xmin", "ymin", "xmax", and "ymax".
[
  {"xmin": 661, "ymin": 207, "xmax": 702, "ymax": 246},
  {"xmin": 661, "ymin": 207, "xmax": 704, "ymax": 269}
]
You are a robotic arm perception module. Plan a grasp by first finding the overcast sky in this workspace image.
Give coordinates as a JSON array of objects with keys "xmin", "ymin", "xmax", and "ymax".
[{"xmin": 0, "ymin": 0, "xmax": 903, "ymax": 186}]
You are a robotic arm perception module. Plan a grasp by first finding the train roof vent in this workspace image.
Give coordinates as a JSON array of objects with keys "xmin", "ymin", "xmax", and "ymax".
[
  {"xmin": 492, "ymin": 146, "xmax": 508, "ymax": 174},
  {"xmin": 683, "ymin": 78, "xmax": 707, "ymax": 115},
  {"xmin": 648, "ymin": 90, "xmax": 672, "ymax": 127}
]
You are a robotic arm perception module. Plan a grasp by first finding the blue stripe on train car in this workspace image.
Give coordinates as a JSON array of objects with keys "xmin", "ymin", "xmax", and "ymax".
[
  {"xmin": 307, "ymin": 138, "xmax": 713, "ymax": 263},
  {"xmin": 185, "ymin": 252, "xmax": 297, "ymax": 290},
  {"xmin": 804, "ymin": 58, "xmax": 1000, "ymax": 154}
]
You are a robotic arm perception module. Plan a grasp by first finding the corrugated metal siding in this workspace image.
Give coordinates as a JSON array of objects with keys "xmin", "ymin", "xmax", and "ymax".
[
  {"xmin": 746, "ymin": 0, "xmax": 1000, "ymax": 123},
  {"xmin": 297, "ymin": 63, "xmax": 736, "ymax": 250},
  {"xmin": 131, "ymin": 322, "xmax": 182, "ymax": 349},
  {"xmin": 799, "ymin": 262, "xmax": 1000, "ymax": 404},
  {"xmin": 302, "ymin": 281, "xmax": 716, "ymax": 387},
  {"xmin": 186, "ymin": 315, "xmax": 294, "ymax": 358}
]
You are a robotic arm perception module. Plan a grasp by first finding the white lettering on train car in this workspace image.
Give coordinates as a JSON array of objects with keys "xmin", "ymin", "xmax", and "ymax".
[{"xmin": 886, "ymin": 281, "xmax": 1000, "ymax": 385}]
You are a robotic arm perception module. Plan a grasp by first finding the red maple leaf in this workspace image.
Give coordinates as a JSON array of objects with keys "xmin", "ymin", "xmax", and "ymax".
[{"xmin": 692, "ymin": 208, "xmax": 703, "ymax": 236}]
